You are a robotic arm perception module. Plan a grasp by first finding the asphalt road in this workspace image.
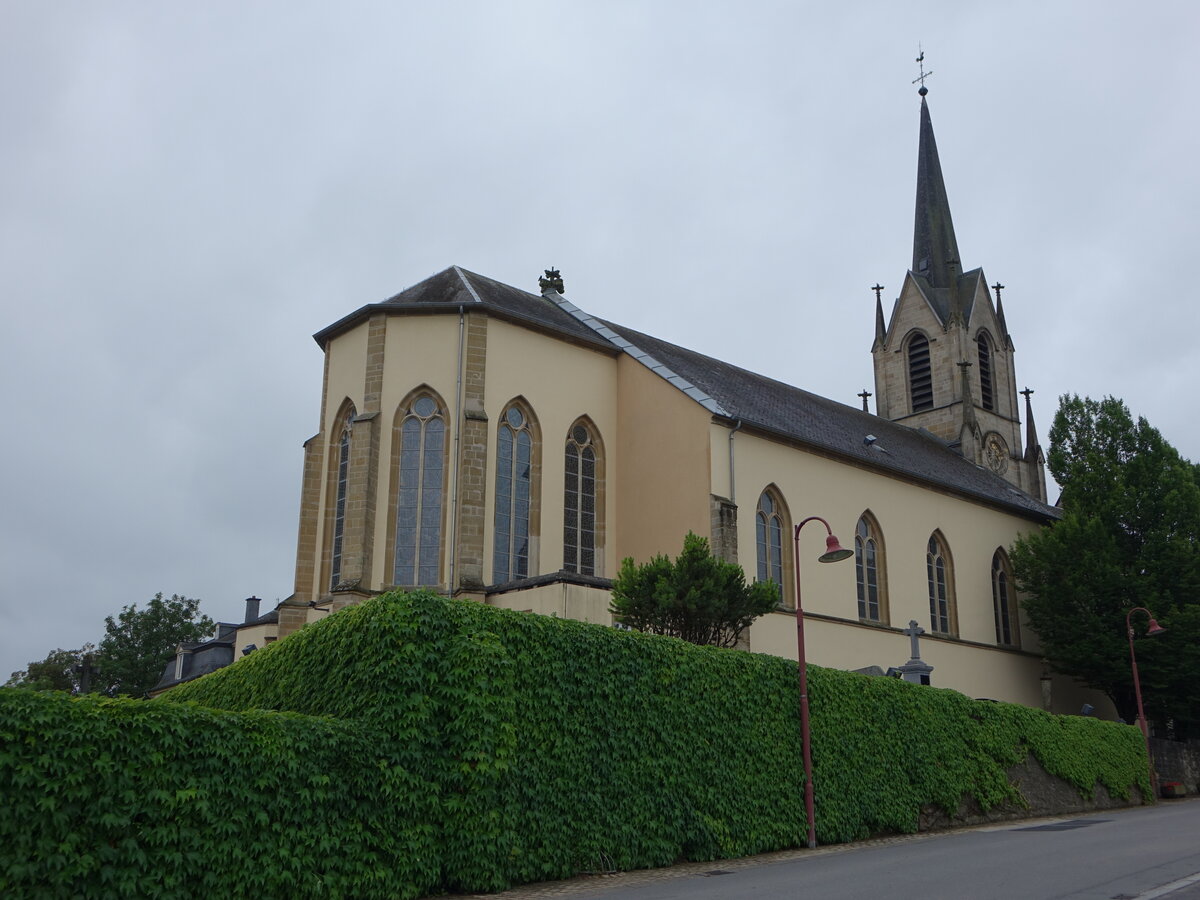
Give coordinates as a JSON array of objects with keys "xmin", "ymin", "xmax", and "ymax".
[{"xmin": 472, "ymin": 799, "xmax": 1200, "ymax": 900}]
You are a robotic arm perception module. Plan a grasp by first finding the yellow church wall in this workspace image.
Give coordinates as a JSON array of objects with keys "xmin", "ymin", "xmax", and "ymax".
[
  {"xmin": 728, "ymin": 424, "xmax": 1052, "ymax": 705},
  {"xmin": 233, "ymin": 622, "xmax": 277, "ymax": 660},
  {"xmin": 322, "ymin": 323, "xmax": 370, "ymax": 433},
  {"xmin": 481, "ymin": 318, "xmax": 620, "ymax": 581},
  {"xmin": 614, "ymin": 356, "xmax": 713, "ymax": 567},
  {"xmin": 487, "ymin": 582, "xmax": 614, "ymax": 626},
  {"xmin": 368, "ymin": 315, "xmax": 464, "ymax": 588}
]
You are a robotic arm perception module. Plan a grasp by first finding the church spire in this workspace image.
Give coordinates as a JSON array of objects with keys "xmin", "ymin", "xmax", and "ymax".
[
  {"xmin": 872, "ymin": 283, "xmax": 886, "ymax": 349},
  {"xmin": 911, "ymin": 89, "xmax": 962, "ymax": 291},
  {"xmin": 1022, "ymin": 388, "xmax": 1041, "ymax": 463}
]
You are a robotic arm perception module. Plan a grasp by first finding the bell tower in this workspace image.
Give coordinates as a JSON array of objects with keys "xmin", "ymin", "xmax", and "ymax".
[{"xmin": 871, "ymin": 59, "xmax": 1047, "ymax": 502}]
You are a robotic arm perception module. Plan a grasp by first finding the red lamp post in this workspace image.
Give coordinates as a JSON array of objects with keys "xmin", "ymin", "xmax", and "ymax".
[
  {"xmin": 793, "ymin": 516, "xmax": 854, "ymax": 849},
  {"xmin": 1126, "ymin": 606, "xmax": 1166, "ymax": 795}
]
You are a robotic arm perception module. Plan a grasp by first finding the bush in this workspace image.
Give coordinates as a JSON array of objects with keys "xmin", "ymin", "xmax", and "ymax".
[{"xmin": 2, "ymin": 591, "xmax": 1151, "ymax": 894}]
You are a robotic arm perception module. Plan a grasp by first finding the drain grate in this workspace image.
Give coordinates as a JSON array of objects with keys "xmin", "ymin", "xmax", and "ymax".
[{"xmin": 1015, "ymin": 819, "xmax": 1110, "ymax": 832}]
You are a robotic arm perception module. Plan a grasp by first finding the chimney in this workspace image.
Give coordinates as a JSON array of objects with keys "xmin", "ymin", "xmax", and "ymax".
[{"xmin": 244, "ymin": 596, "xmax": 261, "ymax": 623}]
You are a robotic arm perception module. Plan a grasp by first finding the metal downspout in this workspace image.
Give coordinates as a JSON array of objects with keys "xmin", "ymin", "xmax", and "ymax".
[{"xmin": 728, "ymin": 420, "xmax": 742, "ymax": 504}]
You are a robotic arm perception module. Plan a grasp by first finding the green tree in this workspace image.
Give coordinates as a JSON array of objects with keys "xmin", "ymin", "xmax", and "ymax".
[
  {"xmin": 1011, "ymin": 395, "xmax": 1200, "ymax": 736},
  {"xmin": 610, "ymin": 532, "xmax": 779, "ymax": 648},
  {"xmin": 5, "ymin": 645, "xmax": 97, "ymax": 693},
  {"xmin": 98, "ymin": 593, "xmax": 214, "ymax": 697}
]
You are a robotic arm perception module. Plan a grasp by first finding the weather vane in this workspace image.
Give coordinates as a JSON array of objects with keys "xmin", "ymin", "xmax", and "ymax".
[{"xmin": 913, "ymin": 46, "xmax": 933, "ymax": 96}]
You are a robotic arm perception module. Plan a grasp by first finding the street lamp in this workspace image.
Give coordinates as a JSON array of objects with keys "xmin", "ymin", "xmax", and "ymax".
[
  {"xmin": 793, "ymin": 515, "xmax": 854, "ymax": 849},
  {"xmin": 1126, "ymin": 606, "xmax": 1166, "ymax": 795}
]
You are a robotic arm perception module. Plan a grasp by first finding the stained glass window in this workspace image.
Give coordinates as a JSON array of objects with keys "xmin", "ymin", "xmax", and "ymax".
[
  {"xmin": 756, "ymin": 490, "xmax": 785, "ymax": 601},
  {"xmin": 926, "ymin": 533, "xmax": 954, "ymax": 634},
  {"xmin": 855, "ymin": 515, "xmax": 883, "ymax": 621},
  {"xmin": 330, "ymin": 416, "xmax": 353, "ymax": 589},
  {"xmin": 564, "ymin": 424, "xmax": 598, "ymax": 575},
  {"xmin": 393, "ymin": 394, "xmax": 445, "ymax": 586},
  {"xmin": 494, "ymin": 404, "xmax": 534, "ymax": 583}
]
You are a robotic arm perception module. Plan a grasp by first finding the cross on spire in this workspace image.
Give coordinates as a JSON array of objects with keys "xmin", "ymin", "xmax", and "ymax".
[
  {"xmin": 913, "ymin": 47, "xmax": 933, "ymax": 95},
  {"xmin": 871, "ymin": 283, "xmax": 885, "ymax": 302},
  {"xmin": 1021, "ymin": 387, "xmax": 1034, "ymax": 401},
  {"xmin": 992, "ymin": 282, "xmax": 1005, "ymax": 304},
  {"xmin": 858, "ymin": 389, "xmax": 872, "ymax": 412}
]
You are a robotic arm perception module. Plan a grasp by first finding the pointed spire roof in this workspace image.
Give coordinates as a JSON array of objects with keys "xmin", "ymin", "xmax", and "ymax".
[
  {"xmin": 912, "ymin": 94, "xmax": 963, "ymax": 293},
  {"xmin": 1023, "ymin": 388, "xmax": 1041, "ymax": 463},
  {"xmin": 873, "ymin": 289, "xmax": 887, "ymax": 349}
]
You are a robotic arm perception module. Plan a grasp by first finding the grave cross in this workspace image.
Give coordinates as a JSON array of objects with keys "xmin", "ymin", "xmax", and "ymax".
[{"xmin": 904, "ymin": 619, "xmax": 926, "ymax": 662}]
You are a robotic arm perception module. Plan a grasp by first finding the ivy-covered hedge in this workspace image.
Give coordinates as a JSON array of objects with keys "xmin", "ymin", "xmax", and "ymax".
[
  {"xmin": 3, "ymin": 591, "xmax": 1151, "ymax": 895},
  {"xmin": 0, "ymin": 690, "xmax": 435, "ymax": 899}
]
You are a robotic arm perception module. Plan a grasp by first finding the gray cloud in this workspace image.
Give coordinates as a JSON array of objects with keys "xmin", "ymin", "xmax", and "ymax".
[{"xmin": 3, "ymin": 2, "xmax": 1198, "ymax": 678}]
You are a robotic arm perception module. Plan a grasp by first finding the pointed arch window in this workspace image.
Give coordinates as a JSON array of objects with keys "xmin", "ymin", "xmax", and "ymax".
[
  {"xmin": 992, "ymin": 550, "xmax": 1019, "ymax": 646},
  {"xmin": 494, "ymin": 403, "xmax": 538, "ymax": 583},
  {"xmin": 755, "ymin": 488, "xmax": 790, "ymax": 603},
  {"xmin": 908, "ymin": 332, "xmax": 933, "ymax": 412},
  {"xmin": 564, "ymin": 422, "xmax": 600, "ymax": 575},
  {"xmin": 926, "ymin": 532, "xmax": 956, "ymax": 635},
  {"xmin": 855, "ymin": 513, "xmax": 887, "ymax": 623},
  {"xmin": 977, "ymin": 333, "xmax": 995, "ymax": 411},
  {"xmin": 329, "ymin": 409, "xmax": 355, "ymax": 590},
  {"xmin": 393, "ymin": 393, "xmax": 446, "ymax": 587}
]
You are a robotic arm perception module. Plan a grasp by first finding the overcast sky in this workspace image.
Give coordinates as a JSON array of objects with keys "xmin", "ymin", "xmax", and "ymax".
[{"xmin": 3, "ymin": 2, "xmax": 1198, "ymax": 681}]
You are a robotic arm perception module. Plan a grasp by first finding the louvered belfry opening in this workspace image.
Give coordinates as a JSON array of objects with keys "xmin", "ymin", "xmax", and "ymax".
[
  {"xmin": 978, "ymin": 333, "xmax": 995, "ymax": 411},
  {"xmin": 908, "ymin": 333, "xmax": 933, "ymax": 412}
]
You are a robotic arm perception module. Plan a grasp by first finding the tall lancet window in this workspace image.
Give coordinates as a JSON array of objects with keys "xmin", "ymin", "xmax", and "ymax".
[
  {"xmin": 992, "ymin": 550, "xmax": 1019, "ymax": 646},
  {"xmin": 330, "ymin": 412, "xmax": 354, "ymax": 590},
  {"xmin": 755, "ymin": 488, "xmax": 787, "ymax": 602},
  {"xmin": 978, "ymin": 333, "xmax": 995, "ymax": 411},
  {"xmin": 854, "ymin": 513, "xmax": 887, "ymax": 623},
  {"xmin": 393, "ymin": 393, "xmax": 446, "ymax": 586},
  {"xmin": 563, "ymin": 423, "xmax": 599, "ymax": 575},
  {"xmin": 908, "ymin": 332, "xmax": 933, "ymax": 412},
  {"xmin": 926, "ymin": 532, "xmax": 956, "ymax": 635},
  {"xmin": 494, "ymin": 403, "xmax": 536, "ymax": 583}
]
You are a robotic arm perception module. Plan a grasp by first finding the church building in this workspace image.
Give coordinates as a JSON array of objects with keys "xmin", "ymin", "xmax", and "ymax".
[{"xmin": 271, "ymin": 86, "xmax": 1101, "ymax": 715}]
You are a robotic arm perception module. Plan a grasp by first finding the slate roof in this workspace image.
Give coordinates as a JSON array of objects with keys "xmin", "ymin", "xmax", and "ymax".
[
  {"xmin": 909, "ymin": 95, "xmax": 985, "ymax": 327},
  {"xmin": 597, "ymin": 318, "xmax": 1058, "ymax": 522},
  {"xmin": 311, "ymin": 264, "xmax": 1056, "ymax": 522},
  {"xmin": 313, "ymin": 266, "xmax": 615, "ymax": 352}
]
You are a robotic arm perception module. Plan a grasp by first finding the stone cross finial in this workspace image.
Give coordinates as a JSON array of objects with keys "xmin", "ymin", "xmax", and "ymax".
[
  {"xmin": 871, "ymin": 283, "xmax": 885, "ymax": 302},
  {"xmin": 1020, "ymin": 387, "xmax": 1034, "ymax": 401},
  {"xmin": 538, "ymin": 268, "xmax": 564, "ymax": 294},
  {"xmin": 992, "ymin": 282, "xmax": 1005, "ymax": 305},
  {"xmin": 858, "ymin": 389, "xmax": 872, "ymax": 412}
]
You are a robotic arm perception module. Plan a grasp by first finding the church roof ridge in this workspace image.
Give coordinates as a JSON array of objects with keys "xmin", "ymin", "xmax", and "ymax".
[
  {"xmin": 599, "ymin": 316, "xmax": 1057, "ymax": 522},
  {"xmin": 547, "ymin": 293, "xmax": 729, "ymax": 417}
]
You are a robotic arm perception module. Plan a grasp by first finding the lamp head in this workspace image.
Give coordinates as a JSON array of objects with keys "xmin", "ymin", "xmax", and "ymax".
[
  {"xmin": 819, "ymin": 534, "xmax": 854, "ymax": 564},
  {"xmin": 1147, "ymin": 618, "xmax": 1166, "ymax": 636}
]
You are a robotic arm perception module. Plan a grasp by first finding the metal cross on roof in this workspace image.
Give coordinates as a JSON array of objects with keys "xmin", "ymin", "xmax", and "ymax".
[
  {"xmin": 992, "ymin": 282, "xmax": 1006, "ymax": 304},
  {"xmin": 1021, "ymin": 387, "xmax": 1034, "ymax": 401},
  {"xmin": 858, "ymin": 389, "xmax": 872, "ymax": 412},
  {"xmin": 871, "ymin": 283, "xmax": 885, "ymax": 302},
  {"xmin": 913, "ymin": 47, "xmax": 933, "ymax": 95}
]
